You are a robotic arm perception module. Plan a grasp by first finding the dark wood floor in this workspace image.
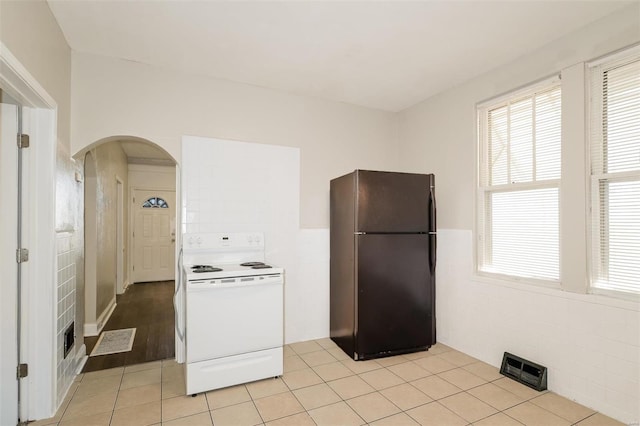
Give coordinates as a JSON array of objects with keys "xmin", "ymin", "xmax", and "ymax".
[{"xmin": 83, "ymin": 280, "xmax": 175, "ymax": 373}]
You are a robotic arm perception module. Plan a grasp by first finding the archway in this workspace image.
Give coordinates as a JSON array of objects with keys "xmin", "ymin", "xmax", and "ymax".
[{"xmin": 76, "ymin": 136, "xmax": 178, "ymax": 371}]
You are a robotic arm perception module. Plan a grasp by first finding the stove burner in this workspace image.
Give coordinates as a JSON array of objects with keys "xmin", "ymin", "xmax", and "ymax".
[
  {"xmin": 191, "ymin": 265, "xmax": 223, "ymax": 273},
  {"xmin": 251, "ymin": 264, "xmax": 272, "ymax": 269},
  {"xmin": 240, "ymin": 262, "xmax": 265, "ymax": 267}
]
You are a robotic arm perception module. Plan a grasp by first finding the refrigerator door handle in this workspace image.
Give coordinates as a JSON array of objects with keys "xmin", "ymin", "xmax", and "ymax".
[{"xmin": 428, "ymin": 185, "xmax": 437, "ymax": 274}]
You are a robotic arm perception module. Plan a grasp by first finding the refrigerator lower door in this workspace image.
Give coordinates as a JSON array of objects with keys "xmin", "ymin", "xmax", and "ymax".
[{"xmin": 356, "ymin": 234, "xmax": 434, "ymax": 359}]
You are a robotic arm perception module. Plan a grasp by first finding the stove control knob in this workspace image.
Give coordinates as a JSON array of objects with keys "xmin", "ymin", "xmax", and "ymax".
[
  {"xmin": 255, "ymin": 235, "xmax": 261, "ymax": 244},
  {"xmin": 248, "ymin": 235, "xmax": 253, "ymax": 243}
]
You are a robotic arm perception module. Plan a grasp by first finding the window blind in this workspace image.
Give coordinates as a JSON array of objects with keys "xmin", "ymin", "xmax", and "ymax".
[
  {"xmin": 590, "ymin": 53, "xmax": 640, "ymax": 295},
  {"xmin": 478, "ymin": 82, "xmax": 561, "ymax": 282}
]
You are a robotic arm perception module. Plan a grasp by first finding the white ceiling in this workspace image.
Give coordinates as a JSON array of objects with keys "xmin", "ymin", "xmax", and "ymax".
[
  {"xmin": 48, "ymin": 1, "xmax": 630, "ymax": 112},
  {"xmin": 119, "ymin": 140, "xmax": 175, "ymax": 164}
]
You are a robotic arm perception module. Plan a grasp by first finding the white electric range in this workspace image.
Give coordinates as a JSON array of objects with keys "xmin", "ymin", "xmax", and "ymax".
[{"xmin": 178, "ymin": 232, "xmax": 284, "ymax": 395}]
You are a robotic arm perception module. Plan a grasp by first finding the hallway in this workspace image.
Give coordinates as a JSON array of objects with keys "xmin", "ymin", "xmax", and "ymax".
[{"xmin": 83, "ymin": 281, "xmax": 175, "ymax": 373}]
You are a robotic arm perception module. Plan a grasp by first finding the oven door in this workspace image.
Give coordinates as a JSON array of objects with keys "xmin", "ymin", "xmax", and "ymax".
[{"xmin": 186, "ymin": 275, "xmax": 283, "ymax": 363}]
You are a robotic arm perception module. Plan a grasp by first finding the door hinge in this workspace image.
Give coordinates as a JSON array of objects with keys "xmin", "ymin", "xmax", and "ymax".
[
  {"xmin": 17, "ymin": 363, "xmax": 28, "ymax": 379},
  {"xmin": 17, "ymin": 133, "xmax": 30, "ymax": 149},
  {"xmin": 16, "ymin": 248, "xmax": 29, "ymax": 263}
]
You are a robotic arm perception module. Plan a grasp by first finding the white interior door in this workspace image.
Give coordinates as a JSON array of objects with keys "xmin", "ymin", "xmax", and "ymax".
[
  {"xmin": 132, "ymin": 189, "xmax": 176, "ymax": 283},
  {"xmin": 0, "ymin": 101, "xmax": 19, "ymax": 426}
]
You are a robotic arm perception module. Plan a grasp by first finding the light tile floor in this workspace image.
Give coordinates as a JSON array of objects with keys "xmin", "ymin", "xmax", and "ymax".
[{"xmin": 33, "ymin": 339, "xmax": 625, "ymax": 426}]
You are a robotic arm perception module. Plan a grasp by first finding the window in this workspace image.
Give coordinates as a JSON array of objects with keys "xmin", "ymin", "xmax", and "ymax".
[
  {"xmin": 589, "ymin": 49, "xmax": 640, "ymax": 296},
  {"xmin": 142, "ymin": 197, "xmax": 169, "ymax": 208},
  {"xmin": 477, "ymin": 79, "xmax": 562, "ymax": 283}
]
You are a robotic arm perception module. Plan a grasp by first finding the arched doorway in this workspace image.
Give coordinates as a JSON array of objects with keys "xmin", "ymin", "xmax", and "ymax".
[{"xmin": 77, "ymin": 136, "xmax": 178, "ymax": 372}]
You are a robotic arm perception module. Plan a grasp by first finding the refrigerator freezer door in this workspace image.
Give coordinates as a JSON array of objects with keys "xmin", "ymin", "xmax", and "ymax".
[
  {"xmin": 356, "ymin": 234, "xmax": 434, "ymax": 359},
  {"xmin": 357, "ymin": 170, "xmax": 432, "ymax": 233}
]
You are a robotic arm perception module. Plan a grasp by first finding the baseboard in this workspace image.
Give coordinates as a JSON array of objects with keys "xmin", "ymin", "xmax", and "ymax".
[
  {"xmin": 84, "ymin": 322, "xmax": 98, "ymax": 337},
  {"xmin": 84, "ymin": 298, "xmax": 117, "ymax": 337},
  {"xmin": 75, "ymin": 344, "xmax": 88, "ymax": 374}
]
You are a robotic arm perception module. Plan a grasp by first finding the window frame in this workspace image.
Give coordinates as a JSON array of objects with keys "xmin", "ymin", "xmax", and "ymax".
[
  {"xmin": 587, "ymin": 46, "xmax": 640, "ymax": 300},
  {"xmin": 476, "ymin": 76, "xmax": 562, "ymax": 287}
]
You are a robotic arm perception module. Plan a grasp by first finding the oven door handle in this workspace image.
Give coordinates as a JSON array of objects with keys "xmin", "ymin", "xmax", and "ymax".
[{"xmin": 188, "ymin": 277, "xmax": 283, "ymax": 291}]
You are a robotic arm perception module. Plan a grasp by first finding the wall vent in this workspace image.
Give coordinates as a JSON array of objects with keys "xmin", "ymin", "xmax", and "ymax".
[
  {"xmin": 500, "ymin": 352, "xmax": 547, "ymax": 391},
  {"xmin": 63, "ymin": 322, "xmax": 75, "ymax": 359}
]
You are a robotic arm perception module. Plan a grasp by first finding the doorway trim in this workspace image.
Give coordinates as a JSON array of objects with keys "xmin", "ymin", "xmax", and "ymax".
[
  {"xmin": 116, "ymin": 176, "xmax": 125, "ymax": 294},
  {"xmin": 1, "ymin": 43, "xmax": 57, "ymax": 420}
]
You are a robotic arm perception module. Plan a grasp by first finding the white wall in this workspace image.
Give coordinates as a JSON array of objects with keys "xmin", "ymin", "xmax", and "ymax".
[
  {"xmin": 90, "ymin": 143, "xmax": 129, "ymax": 328},
  {"xmin": 70, "ymin": 52, "xmax": 399, "ymax": 229},
  {"xmin": 70, "ymin": 54, "xmax": 399, "ymax": 345},
  {"xmin": 398, "ymin": 5, "xmax": 640, "ymax": 423},
  {"xmin": 1, "ymin": 1, "xmax": 79, "ymax": 418}
]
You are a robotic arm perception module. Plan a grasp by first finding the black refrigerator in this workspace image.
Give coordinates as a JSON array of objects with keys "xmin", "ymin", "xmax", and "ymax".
[{"xmin": 330, "ymin": 170, "xmax": 436, "ymax": 360}]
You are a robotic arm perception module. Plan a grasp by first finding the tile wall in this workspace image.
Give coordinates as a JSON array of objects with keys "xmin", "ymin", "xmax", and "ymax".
[
  {"xmin": 56, "ymin": 232, "xmax": 77, "ymax": 406},
  {"xmin": 435, "ymin": 229, "xmax": 640, "ymax": 424}
]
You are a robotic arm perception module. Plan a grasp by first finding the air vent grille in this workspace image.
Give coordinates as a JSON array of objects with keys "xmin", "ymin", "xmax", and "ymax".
[{"xmin": 500, "ymin": 352, "xmax": 547, "ymax": 391}]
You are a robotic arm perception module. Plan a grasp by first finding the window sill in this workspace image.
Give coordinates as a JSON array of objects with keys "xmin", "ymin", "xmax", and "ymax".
[{"xmin": 471, "ymin": 271, "xmax": 640, "ymax": 312}]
